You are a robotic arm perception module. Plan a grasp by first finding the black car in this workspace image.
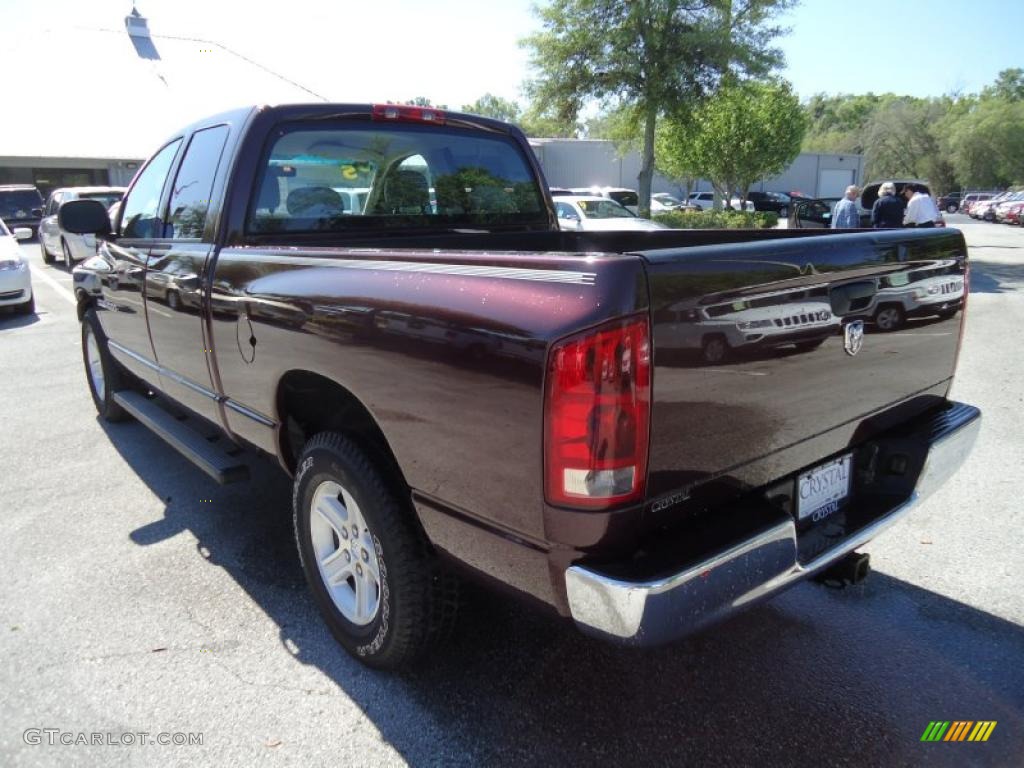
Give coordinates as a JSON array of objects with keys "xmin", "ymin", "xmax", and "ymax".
[
  {"xmin": 0, "ymin": 185, "xmax": 45, "ymax": 238},
  {"xmin": 937, "ymin": 192, "xmax": 962, "ymax": 213},
  {"xmin": 746, "ymin": 190, "xmax": 792, "ymax": 216},
  {"xmin": 789, "ymin": 197, "xmax": 842, "ymax": 228}
]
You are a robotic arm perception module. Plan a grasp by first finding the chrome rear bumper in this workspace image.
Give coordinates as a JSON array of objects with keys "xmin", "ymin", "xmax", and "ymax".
[{"xmin": 565, "ymin": 402, "xmax": 981, "ymax": 646}]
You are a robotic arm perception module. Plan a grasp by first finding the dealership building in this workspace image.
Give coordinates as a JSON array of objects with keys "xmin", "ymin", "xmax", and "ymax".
[{"xmin": 530, "ymin": 138, "xmax": 865, "ymax": 200}]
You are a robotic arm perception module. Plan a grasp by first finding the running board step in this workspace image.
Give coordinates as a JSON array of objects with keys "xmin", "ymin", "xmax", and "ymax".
[{"xmin": 113, "ymin": 390, "xmax": 249, "ymax": 485}]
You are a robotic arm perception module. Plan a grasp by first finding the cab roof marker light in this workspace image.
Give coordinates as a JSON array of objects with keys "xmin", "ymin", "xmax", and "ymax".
[{"xmin": 371, "ymin": 104, "xmax": 446, "ymax": 125}]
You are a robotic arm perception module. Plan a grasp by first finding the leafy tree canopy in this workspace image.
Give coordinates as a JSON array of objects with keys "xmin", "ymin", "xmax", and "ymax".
[
  {"xmin": 658, "ymin": 79, "xmax": 806, "ymax": 204},
  {"xmin": 801, "ymin": 69, "xmax": 1024, "ymax": 190},
  {"xmin": 522, "ymin": 0, "xmax": 794, "ymax": 214},
  {"xmin": 460, "ymin": 93, "xmax": 523, "ymax": 123}
]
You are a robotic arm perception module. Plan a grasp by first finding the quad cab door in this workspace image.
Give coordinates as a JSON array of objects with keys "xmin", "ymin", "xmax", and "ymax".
[
  {"xmin": 145, "ymin": 124, "xmax": 231, "ymax": 423},
  {"xmin": 98, "ymin": 138, "xmax": 182, "ymax": 383}
]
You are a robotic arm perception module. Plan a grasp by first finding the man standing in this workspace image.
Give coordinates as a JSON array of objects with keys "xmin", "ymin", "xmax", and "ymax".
[
  {"xmin": 904, "ymin": 183, "xmax": 941, "ymax": 227},
  {"xmin": 831, "ymin": 185, "xmax": 861, "ymax": 228},
  {"xmin": 871, "ymin": 182, "xmax": 905, "ymax": 228}
]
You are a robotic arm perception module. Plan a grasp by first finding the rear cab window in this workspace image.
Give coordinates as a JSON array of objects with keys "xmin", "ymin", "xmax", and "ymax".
[{"xmin": 247, "ymin": 121, "xmax": 548, "ymax": 236}]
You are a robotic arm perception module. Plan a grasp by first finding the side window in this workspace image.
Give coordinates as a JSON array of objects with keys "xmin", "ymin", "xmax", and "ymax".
[
  {"xmin": 555, "ymin": 202, "xmax": 577, "ymax": 219},
  {"xmin": 165, "ymin": 125, "xmax": 229, "ymax": 239},
  {"xmin": 119, "ymin": 139, "xmax": 182, "ymax": 239},
  {"xmin": 45, "ymin": 193, "xmax": 60, "ymax": 216}
]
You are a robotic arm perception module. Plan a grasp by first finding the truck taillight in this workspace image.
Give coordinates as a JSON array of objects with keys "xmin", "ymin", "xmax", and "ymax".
[{"xmin": 544, "ymin": 315, "xmax": 651, "ymax": 509}]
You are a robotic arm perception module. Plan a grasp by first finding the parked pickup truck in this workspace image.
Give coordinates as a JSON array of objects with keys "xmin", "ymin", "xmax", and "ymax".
[{"xmin": 63, "ymin": 103, "xmax": 981, "ymax": 669}]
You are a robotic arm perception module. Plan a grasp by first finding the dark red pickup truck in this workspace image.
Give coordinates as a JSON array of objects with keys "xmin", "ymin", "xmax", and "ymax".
[{"xmin": 64, "ymin": 103, "xmax": 980, "ymax": 669}]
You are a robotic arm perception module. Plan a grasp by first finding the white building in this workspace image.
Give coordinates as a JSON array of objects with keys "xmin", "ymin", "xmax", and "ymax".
[{"xmin": 529, "ymin": 138, "xmax": 865, "ymax": 200}]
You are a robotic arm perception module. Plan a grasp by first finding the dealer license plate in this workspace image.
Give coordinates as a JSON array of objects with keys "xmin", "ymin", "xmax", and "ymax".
[{"xmin": 797, "ymin": 454, "xmax": 852, "ymax": 522}]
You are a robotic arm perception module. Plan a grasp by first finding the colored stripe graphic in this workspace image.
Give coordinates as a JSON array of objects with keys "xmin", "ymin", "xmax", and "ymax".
[
  {"xmin": 945, "ymin": 721, "xmax": 972, "ymax": 741},
  {"xmin": 921, "ymin": 721, "xmax": 996, "ymax": 742}
]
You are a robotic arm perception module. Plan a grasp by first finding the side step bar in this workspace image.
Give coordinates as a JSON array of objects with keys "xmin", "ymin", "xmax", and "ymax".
[{"xmin": 113, "ymin": 390, "xmax": 249, "ymax": 485}]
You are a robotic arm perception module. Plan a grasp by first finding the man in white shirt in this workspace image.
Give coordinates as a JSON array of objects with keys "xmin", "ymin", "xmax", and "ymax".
[{"xmin": 903, "ymin": 184, "xmax": 940, "ymax": 227}]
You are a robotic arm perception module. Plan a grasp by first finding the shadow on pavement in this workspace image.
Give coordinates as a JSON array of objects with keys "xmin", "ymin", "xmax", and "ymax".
[
  {"xmin": 0, "ymin": 308, "xmax": 40, "ymax": 329},
  {"xmin": 104, "ymin": 419, "xmax": 1023, "ymax": 767},
  {"xmin": 969, "ymin": 260, "xmax": 1024, "ymax": 294}
]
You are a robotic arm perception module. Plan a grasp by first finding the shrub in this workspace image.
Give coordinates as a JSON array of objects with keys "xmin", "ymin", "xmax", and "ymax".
[{"xmin": 651, "ymin": 210, "xmax": 779, "ymax": 229}]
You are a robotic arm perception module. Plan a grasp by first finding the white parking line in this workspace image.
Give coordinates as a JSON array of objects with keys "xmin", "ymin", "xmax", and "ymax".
[
  {"xmin": 29, "ymin": 265, "xmax": 77, "ymax": 306},
  {"xmin": 702, "ymin": 368, "xmax": 770, "ymax": 377}
]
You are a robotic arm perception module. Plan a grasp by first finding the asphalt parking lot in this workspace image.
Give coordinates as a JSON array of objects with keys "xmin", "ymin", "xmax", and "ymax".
[{"xmin": 1, "ymin": 215, "xmax": 1022, "ymax": 767}]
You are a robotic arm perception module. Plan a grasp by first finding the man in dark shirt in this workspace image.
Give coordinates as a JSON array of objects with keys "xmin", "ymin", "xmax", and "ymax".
[{"xmin": 871, "ymin": 182, "xmax": 905, "ymax": 228}]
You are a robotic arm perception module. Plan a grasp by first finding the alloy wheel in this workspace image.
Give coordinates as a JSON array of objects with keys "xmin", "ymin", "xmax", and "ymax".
[
  {"xmin": 309, "ymin": 480, "xmax": 382, "ymax": 626},
  {"xmin": 876, "ymin": 308, "xmax": 901, "ymax": 331}
]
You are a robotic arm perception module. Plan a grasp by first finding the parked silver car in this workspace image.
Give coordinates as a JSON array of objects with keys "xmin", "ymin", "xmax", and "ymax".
[{"xmin": 39, "ymin": 186, "xmax": 126, "ymax": 266}]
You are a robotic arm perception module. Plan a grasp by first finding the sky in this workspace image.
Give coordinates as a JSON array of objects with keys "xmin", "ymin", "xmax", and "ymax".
[{"xmin": 1, "ymin": 0, "xmax": 1020, "ymax": 107}]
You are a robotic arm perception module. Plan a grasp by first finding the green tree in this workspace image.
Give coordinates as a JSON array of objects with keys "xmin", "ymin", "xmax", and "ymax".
[
  {"xmin": 522, "ymin": 0, "xmax": 794, "ymax": 216},
  {"xmin": 518, "ymin": 105, "xmax": 581, "ymax": 137},
  {"xmin": 858, "ymin": 97, "xmax": 956, "ymax": 189},
  {"xmin": 394, "ymin": 97, "xmax": 449, "ymax": 109},
  {"xmin": 982, "ymin": 68, "xmax": 1024, "ymax": 102},
  {"xmin": 944, "ymin": 98, "xmax": 1024, "ymax": 187},
  {"xmin": 460, "ymin": 93, "xmax": 523, "ymax": 123},
  {"xmin": 658, "ymin": 79, "xmax": 806, "ymax": 206}
]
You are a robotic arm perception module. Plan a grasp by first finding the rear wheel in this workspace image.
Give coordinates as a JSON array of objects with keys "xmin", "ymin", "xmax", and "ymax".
[
  {"xmin": 293, "ymin": 432, "xmax": 459, "ymax": 669},
  {"xmin": 40, "ymin": 238, "xmax": 55, "ymax": 264},
  {"xmin": 946, "ymin": 203, "xmax": 958, "ymax": 214},
  {"xmin": 874, "ymin": 305, "xmax": 905, "ymax": 332},
  {"xmin": 82, "ymin": 309, "xmax": 130, "ymax": 422},
  {"xmin": 62, "ymin": 238, "xmax": 74, "ymax": 268},
  {"xmin": 779, "ymin": 205, "xmax": 789, "ymax": 217}
]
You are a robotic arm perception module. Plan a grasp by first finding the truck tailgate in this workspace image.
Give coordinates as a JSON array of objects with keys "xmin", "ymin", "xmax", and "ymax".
[{"xmin": 638, "ymin": 228, "xmax": 968, "ymax": 516}]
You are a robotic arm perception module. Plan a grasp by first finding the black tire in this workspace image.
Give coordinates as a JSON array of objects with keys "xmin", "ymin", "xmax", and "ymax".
[
  {"xmin": 873, "ymin": 304, "xmax": 905, "ymax": 332},
  {"xmin": 40, "ymin": 238, "xmax": 55, "ymax": 265},
  {"xmin": 946, "ymin": 203, "xmax": 958, "ymax": 214},
  {"xmin": 81, "ymin": 309, "xmax": 130, "ymax": 422},
  {"xmin": 701, "ymin": 334, "xmax": 730, "ymax": 364},
  {"xmin": 166, "ymin": 289, "xmax": 180, "ymax": 311},
  {"xmin": 293, "ymin": 432, "xmax": 459, "ymax": 669},
  {"xmin": 16, "ymin": 294, "xmax": 35, "ymax": 315},
  {"xmin": 779, "ymin": 205, "xmax": 789, "ymax": 217},
  {"xmin": 61, "ymin": 238, "xmax": 74, "ymax": 268}
]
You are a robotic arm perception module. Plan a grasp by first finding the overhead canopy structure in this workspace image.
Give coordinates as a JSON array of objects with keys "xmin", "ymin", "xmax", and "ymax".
[{"xmin": 1, "ymin": 12, "xmax": 325, "ymax": 162}]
